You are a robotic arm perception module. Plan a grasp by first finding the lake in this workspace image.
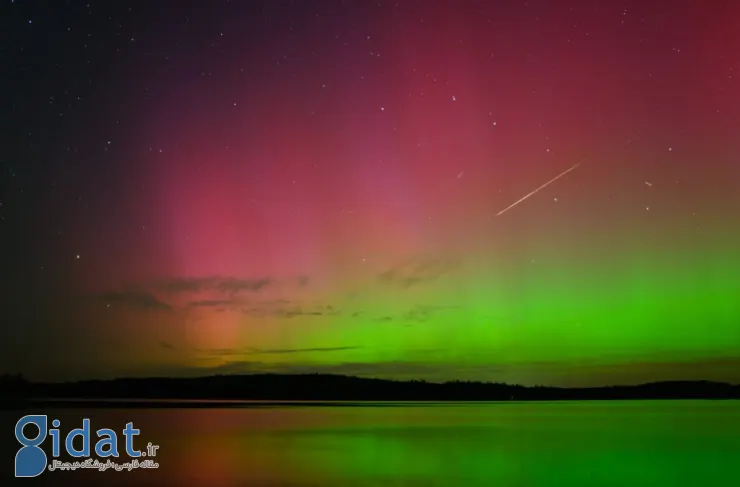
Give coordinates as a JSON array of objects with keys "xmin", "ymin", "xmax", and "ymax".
[{"xmin": 2, "ymin": 400, "xmax": 739, "ymax": 486}]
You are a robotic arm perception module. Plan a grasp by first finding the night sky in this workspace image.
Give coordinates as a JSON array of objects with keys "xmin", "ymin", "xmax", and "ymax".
[{"xmin": 2, "ymin": 0, "xmax": 739, "ymax": 386}]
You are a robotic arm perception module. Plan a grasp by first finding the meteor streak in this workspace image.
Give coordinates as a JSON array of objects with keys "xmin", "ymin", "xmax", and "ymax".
[{"xmin": 496, "ymin": 163, "xmax": 581, "ymax": 216}]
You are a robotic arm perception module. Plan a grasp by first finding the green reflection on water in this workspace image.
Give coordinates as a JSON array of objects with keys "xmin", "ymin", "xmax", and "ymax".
[
  {"xmin": 4, "ymin": 401, "xmax": 738, "ymax": 487},
  {"xmin": 270, "ymin": 401, "xmax": 738, "ymax": 486}
]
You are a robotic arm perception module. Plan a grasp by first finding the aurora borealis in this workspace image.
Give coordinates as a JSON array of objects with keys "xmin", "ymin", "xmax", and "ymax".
[{"xmin": 2, "ymin": 0, "xmax": 739, "ymax": 386}]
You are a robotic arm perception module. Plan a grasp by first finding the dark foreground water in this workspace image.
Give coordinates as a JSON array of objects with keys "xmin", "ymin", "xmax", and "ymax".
[{"xmin": 2, "ymin": 400, "xmax": 739, "ymax": 486}]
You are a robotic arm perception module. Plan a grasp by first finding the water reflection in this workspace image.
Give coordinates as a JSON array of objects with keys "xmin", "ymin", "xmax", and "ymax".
[{"xmin": 2, "ymin": 401, "xmax": 738, "ymax": 486}]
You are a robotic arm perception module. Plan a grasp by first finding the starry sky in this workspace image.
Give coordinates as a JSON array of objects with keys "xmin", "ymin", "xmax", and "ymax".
[{"xmin": 2, "ymin": 0, "xmax": 739, "ymax": 386}]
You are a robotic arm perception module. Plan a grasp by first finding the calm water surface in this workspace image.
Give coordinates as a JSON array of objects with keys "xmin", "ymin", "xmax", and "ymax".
[{"xmin": 2, "ymin": 400, "xmax": 738, "ymax": 486}]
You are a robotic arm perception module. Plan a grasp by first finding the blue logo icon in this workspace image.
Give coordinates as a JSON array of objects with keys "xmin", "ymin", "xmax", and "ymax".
[
  {"xmin": 15, "ymin": 415, "xmax": 48, "ymax": 477},
  {"xmin": 14, "ymin": 415, "xmax": 158, "ymax": 477}
]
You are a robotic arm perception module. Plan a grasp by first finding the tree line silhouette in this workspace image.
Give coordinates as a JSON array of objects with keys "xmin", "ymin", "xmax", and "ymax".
[{"xmin": 2, "ymin": 373, "xmax": 739, "ymax": 407}]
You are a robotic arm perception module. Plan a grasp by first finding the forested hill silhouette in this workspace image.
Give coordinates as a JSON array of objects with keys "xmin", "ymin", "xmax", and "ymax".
[{"xmin": 2, "ymin": 373, "xmax": 739, "ymax": 406}]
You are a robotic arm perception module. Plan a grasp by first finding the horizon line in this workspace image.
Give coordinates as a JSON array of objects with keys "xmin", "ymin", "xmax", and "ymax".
[{"xmin": 3, "ymin": 372, "xmax": 739, "ymax": 389}]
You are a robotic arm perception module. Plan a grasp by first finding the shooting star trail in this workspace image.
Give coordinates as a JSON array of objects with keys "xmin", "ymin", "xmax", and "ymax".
[{"xmin": 496, "ymin": 163, "xmax": 581, "ymax": 216}]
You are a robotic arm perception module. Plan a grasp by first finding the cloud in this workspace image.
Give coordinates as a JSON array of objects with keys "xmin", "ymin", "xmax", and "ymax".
[
  {"xmin": 88, "ymin": 274, "xmax": 340, "ymax": 322},
  {"xmin": 241, "ymin": 303, "xmax": 341, "ymax": 319},
  {"xmin": 188, "ymin": 299, "xmax": 243, "ymax": 308},
  {"xmin": 401, "ymin": 305, "xmax": 462, "ymax": 322},
  {"xmin": 260, "ymin": 299, "xmax": 291, "ymax": 305},
  {"xmin": 273, "ymin": 308, "xmax": 325, "ymax": 319},
  {"xmin": 259, "ymin": 346, "xmax": 361, "ymax": 354},
  {"xmin": 159, "ymin": 341, "xmax": 176, "ymax": 350},
  {"xmin": 90, "ymin": 276, "xmax": 283, "ymax": 314},
  {"xmin": 158, "ymin": 276, "xmax": 271, "ymax": 294},
  {"xmin": 379, "ymin": 256, "xmax": 461, "ymax": 288},
  {"xmin": 93, "ymin": 291, "xmax": 172, "ymax": 311},
  {"xmin": 354, "ymin": 305, "xmax": 462, "ymax": 324},
  {"xmin": 196, "ymin": 346, "xmax": 363, "ymax": 357}
]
